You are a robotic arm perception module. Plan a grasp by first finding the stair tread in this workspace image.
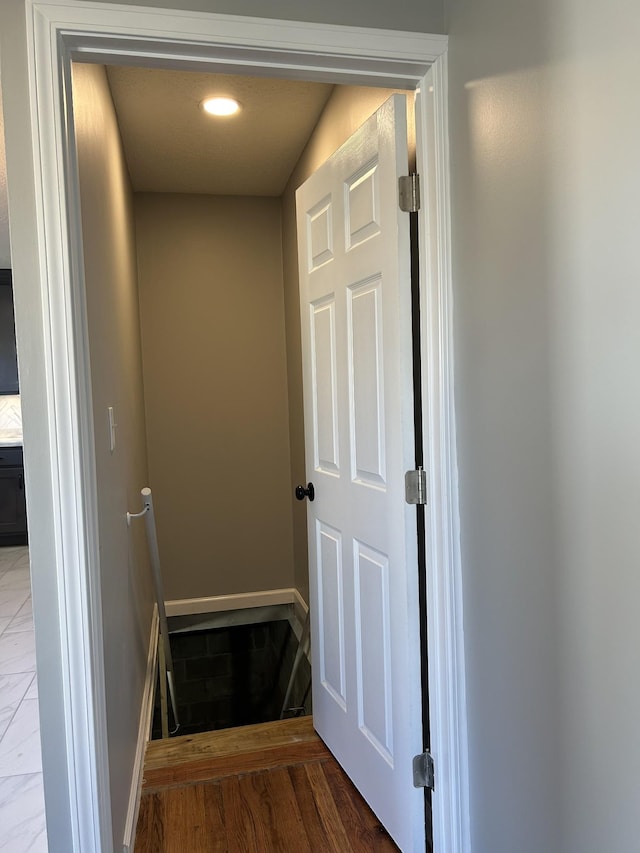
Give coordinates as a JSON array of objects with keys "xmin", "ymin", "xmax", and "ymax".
[{"xmin": 144, "ymin": 715, "xmax": 318, "ymax": 771}]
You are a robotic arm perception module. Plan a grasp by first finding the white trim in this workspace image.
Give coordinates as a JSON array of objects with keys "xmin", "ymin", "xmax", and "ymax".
[
  {"xmin": 165, "ymin": 592, "xmax": 309, "ymax": 642},
  {"xmin": 416, "ymin": 58, "xmax": 471, "ymax": 853},
  {"xmin": 25, "ymin": 6, "xmax": 113, "ymax": 852},
  {"xmin": 292, "ymin": 587, "xmax": 309, "ymax": 624},
  {"xmin": 290, "ymin": 589, "xmax": 310, "ymax": 649},
  {"xmin": 122, "ymin": 607, "xmax": 159, "ymax": 853},
  {"xmin": 32, "ymin": 0, "xmax": 447, "ymax": 86},
  {"xmin": 165, "ymin": 588, "xmax": 302, "ymax": 617},
  {"xmin": 15, "ymin": 3, "xmax": 465, "ymax": 851},
  {"xmin": 166, "ymin": 589, "xmax": 309, "ymax": 639}
]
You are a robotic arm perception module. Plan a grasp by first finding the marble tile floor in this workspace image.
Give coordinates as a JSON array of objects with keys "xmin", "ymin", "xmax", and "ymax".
[{"xmin": 0, "ymin": 546, "xmax": 47, "ymax": 852}]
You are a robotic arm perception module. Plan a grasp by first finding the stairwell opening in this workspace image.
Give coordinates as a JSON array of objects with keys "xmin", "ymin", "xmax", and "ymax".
[{"xmin": 151, "ymin": 606, "xmax": 311, "ymax": 739}]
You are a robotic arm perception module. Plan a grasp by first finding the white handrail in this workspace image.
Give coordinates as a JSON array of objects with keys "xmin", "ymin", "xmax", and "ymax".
[{"xmin": 128, "ymin": 487, "xmax": 180, "ymax": 734}]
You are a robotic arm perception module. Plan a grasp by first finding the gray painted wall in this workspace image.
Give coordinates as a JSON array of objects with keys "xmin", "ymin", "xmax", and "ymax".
[
  {"xmin": 135, "ymin": 192, "xmax": 295, "ymax": 601},
  {"xmin": 447, "ymin": 1, "xmax": 562, "ymax": 846},
  {"xmin": 546, "ymin": 3, "xmax": 640, "ymax": 848},
  {"xmin": 89, "ymin": 0, "xmax": 445, "ymax": 33},
  {"xmin": 447, "ymin": 0, "xmax": 640, "ymax": 850},
  {"xmin": 72, "ymin": 63, "xmax": 155, "ymax": 849}
]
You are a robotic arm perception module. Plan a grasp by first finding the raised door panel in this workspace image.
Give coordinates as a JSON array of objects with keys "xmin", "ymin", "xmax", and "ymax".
[
  {"xmin": 353, "ymin": 539, "xmax": 393, "ymax": 765},
  {"xmin": 348, "ymin": 277, "xmax": 385, "ymax": 488},
  {"xmin": 307, "ymin": 196, "xmax": 334, "ymax": 271},
  {"xmin": 345, "ymin": 160, "xmax": 381, "ymax": 250},
  {"xmin": 316, "ymin": 521, "xmax": 346, "ymax": 710},
  {"xmin": 310, "ymin": 298, "xmax": 339, "ymax": 475}
]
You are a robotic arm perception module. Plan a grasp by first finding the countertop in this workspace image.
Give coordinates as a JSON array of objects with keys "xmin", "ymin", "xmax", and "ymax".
[
  {"xmin": 0, "ymin": 397, "xmax": 22, "ymax": 447},
  {"xmin": 0, "ymin": 430, "xmax": 23, "ymax": 447}
]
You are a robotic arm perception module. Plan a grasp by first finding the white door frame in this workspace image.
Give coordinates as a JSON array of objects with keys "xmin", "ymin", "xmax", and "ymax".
[{"xmin": 5, "ymin": 2, "xmax": 468, "ymax": 850}]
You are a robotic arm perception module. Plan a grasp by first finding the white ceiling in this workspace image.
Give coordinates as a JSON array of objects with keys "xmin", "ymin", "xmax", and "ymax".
[{"xmin": 105, "ymin": 66, "xmax": 334, "ymax": 197}]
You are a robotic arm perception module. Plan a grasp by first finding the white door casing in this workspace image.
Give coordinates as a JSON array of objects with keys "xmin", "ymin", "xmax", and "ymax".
[
  {"xmin": 3, "ymin": 4, "xmax": 467, "ymax": 852},
  {"xmin": 296, "ymin": 95, "xmax": 425, "ymax": 852}
]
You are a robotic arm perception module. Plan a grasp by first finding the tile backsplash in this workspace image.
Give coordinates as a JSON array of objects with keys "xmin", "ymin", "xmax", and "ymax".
[{"xmin": 0, "ymin": 396, "xmax": 22, "ymax": 431}]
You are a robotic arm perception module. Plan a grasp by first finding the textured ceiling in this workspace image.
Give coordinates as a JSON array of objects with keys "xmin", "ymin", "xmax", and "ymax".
[{"xmin": 106, "ymin": 66, "xmax": 334, "ymax": 196}]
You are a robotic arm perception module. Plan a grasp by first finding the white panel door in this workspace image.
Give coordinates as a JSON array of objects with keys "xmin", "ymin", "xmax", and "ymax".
[{"xmin": 296, "ymin": 95, "xmax": 425, "ymax": 852}]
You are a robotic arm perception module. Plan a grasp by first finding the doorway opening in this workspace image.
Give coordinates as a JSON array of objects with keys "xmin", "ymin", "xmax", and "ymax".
[
  {"xmin": 151, "ymin": 611, "xmax": 311, "ymax": 738},
  {"xmin": 70, "ymin": 60, "xmax": 417, "ymax": 736},
  {"xmin": 70, "ymin": 58, "xmax": 430, "ymax": 850}
]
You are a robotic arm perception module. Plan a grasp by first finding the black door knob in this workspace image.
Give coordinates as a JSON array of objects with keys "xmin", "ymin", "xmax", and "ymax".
[{"xmin": 295, "ymin": 482, "xmax": 315, "ymax": 502}]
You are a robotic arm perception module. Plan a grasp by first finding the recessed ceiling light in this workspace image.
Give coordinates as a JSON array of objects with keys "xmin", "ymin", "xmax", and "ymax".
[{"xmin": 201, "ymin": 97, "xmax": 241, "ymax": 117}]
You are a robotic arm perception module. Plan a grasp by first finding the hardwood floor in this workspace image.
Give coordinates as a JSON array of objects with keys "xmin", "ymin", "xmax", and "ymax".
[{"xmin": 135, "ymin": 717, "xmax": 398, "ymax": 852}]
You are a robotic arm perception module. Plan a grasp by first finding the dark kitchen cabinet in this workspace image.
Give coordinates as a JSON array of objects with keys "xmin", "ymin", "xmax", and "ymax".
[
  {"xmin": 0, "ymin": 447, "xmax": 27, "ymax": 544},
  {"xmin": 0, "ymin": 271, "xmax": 26, "ymax": 544},
  {"xmin": 0, "ymin": 270, "xmax": 19, "ymax": 395}
]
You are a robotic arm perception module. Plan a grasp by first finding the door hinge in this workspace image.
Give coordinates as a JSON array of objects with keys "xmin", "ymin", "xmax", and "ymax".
[
  {"xmin": 413, "ymin": 751, "xmax": 435, "ymax": 790},
  {"xmin": 405, "ymin": 467, "xmax": 427, "ymax": 505},
  {"xmin": 399, "ymin": 173, "xmax": 421, "ymax": 212}
]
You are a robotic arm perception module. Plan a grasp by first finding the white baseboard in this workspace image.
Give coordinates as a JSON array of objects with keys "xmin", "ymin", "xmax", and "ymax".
[
  {"xmin": 165, "ymin": 588, "xmax": 307, "ymax": 618},
  {"xmin": 122, "ymin": 606, "xmax": 159, "ymax": 853}
]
